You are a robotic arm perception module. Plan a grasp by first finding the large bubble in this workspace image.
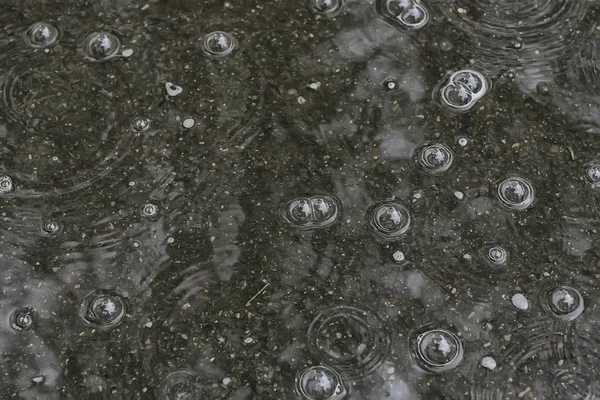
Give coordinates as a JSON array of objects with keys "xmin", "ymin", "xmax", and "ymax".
[
  {"xmin": 413, "ymin": 329, "xmax": 463, "ymax": 372},
  {"xmin": 80, "ymin": 290, "xmax": 126, "ymax": 330},
  {"xmin": 541, "ymin": 286, "xmax": 584, "ymax": 321},
  {"xmin": 201, "ymin": 31, "xmax": 237, "ymax": 58},
  {"xmin": 296, "ymin": 365, "xmax": 347, "ymax": 400},
  {"xmin": 436, "ymin": 69, "xmax": 489, "ymax": 112},
  {"xmin": 84, "ymin": 32, "xmax": 121, "ymax": 62},
  {"xmin": 375, "ymin": 0, "xmax": 430, "ymax": 31},
  {"xmin": 367, "ymin": 201, "xmax": 412, "ymax": 240},
  {"xmin": 282, "ymin": 194, "xmax": 341, "ymax": 228},
  {"xmin": 24, "ymin": 22, "xmax": 59, "ymax": 49},
  {"xmin": 496, "ymin": 176, "xmax": 535, "ymax": 211}
]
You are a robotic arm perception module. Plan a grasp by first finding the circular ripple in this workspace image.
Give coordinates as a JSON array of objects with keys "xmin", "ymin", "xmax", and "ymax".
[
  {"xmin": 307, "ymin": 306, "xmax": 392, "ymax": 378},
  {"xmin": 415, "ymin": 143, "xmax": 454, "ymax": 174},
  {"xmin": 412, "ymin": 329, "xmax": 463, "ymax": 372},
  {"xmin": 159, "ymin": 370, "xmax": 203, "ymax": 400},
  {"xmin": 584, "ymin": 163, "xmax": 600, "ymax": 187},
  {"xmin": 0, "ymin": 174, "xmax": 14, "ymax": 194},
  {"xmin": 84, "ymin": 32, "xmax": 121, "ymax": 62},
  {"xmin": 486, "ymin": 245, "xmax": 509, "ymax": 266},
  {"xmin": 296, "ymin": 365, "xmax": 347, "ymax": 400},
  {"xmin": 366, "ymin": 201, "xmax": 412, "ymax": 240},
  {"xmin": 282, "ymin": 194, "xmax": 341, "ymax": 229},
  {"xmin": 496, "ymin": 176, "xmax": 535, "ymax": 211},
  {"xmin": 541, "ymin": 286, "xmax": 585, "ymax": 321},
  {"xmin": 375, "ymin": 0, "xmax": 430, "ymax": 31},
  {"xmin": 429, "ymin": 0, "xmax": 592, "ymax": 69},
  {"xmin": 24, "ymin": 22, "xmax": 59, "ymax": 49},
  {"xmin": 41, "ymin": 220, "xmax": 61, "ymax": 236},
  {"xmin": 553, "ymin": 370, "xmax": 593, "ymax": 400},
  {"xmin": 80, "ymin": 290, "xmax": 126, "ymax": 330},
  {"xmin": 200, "ymin": 31, "xmax": 237, "ymax": 58},
  {"xmin": 141, "ymin": 203, "xmax": 160, "ymax": 220},
  {"xmin": 310, "ymin": 0, "xmax": 344, "ymax": 16},
  {"xmin": 10, "ymin": 307, "xmax": 36, "ymax": 332}
]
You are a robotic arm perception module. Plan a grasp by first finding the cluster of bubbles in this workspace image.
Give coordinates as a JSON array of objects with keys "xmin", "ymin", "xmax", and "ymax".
[
  {"xmin": 80, "ymin": 290, "xmax": 126, "ymax": 330},
  {"xmin": 495, "ymin": 176, "xmax": 535, "ymax": 211},
  {"xmin": 10, "ymin": 307, "xmax": 36, "ymax": 331},
  {"xmin": 541, "ymin": 286, "xmax": 585, "ymax": 321},
  {"xmin": 436, "ymin": 69, "xmax": 489, "ymax": 112},
  {"xmin": 310, "ymin": 0, "xmax": 344, "ymax": 17},
  {"xmin": 375, "ymin": 0, "xmax": 430, "ymax": 31},
  {"xmin": 366, "ymin": 201, "xmax": 412, "ymax": 240},
  {"xmin": 412, "ymin": 329, "xmax": 464, "ymax": 372},
  {"xmin": 200, "ymin": 31, "xmax": 237, "ymax": 58},
  {"xmin": 0, "ymin": 174, "xmax": 14, "ymax": 194},
  {"xmin": 84, "ymin": 32, "xmax": 121, "ymax": 62},
  {"xmin": 296, "ymin": 365, "xmax": 347, "ymax": 400},
  {"xmin": 307, "ymin": 306, "xmax": 391, "ymax": 378},
  {"xmin": 141, "ymin": 203, "xmax": 160, "ymax": 220},
  {"xmin": 282, "ymin": 195, "xmax": 341, "ymax": 229},
  {"xmin": 24, "ymin": 22, "xmax": 59, "ymax": 49},
  {"xmin": 414, "ymin": 143, "xmax": 454, "ymax": 174}
]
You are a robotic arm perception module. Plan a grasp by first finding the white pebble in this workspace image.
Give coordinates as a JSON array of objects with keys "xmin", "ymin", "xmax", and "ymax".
[
  {"xmin": 122, "ymin": 48, "xmax": 134, "ymax": 57},
  {"xmin": 392, "ymin": 251, "xmax": 405, "ymax": 262},
  {"xmin": 32, "ymin": 376, "xmax": 44, "ymax": 384},
  {"xmin": 481, "ymin": 356, "xmax": 497, "ymax": 370},
  {"xmin": 454, "ymin": 191, "xmax": 464, "ymax": 200},
  {"xmin": 244, "ymin": 337, "xmax": 254, "ymax": 344},
  {"xmin": 222, "ymin": 377, "xmax": 231, "ymax": 386},
  {"xmin": 182, "ymin": 118, "xmax": 195, "ymax": 129},
  {"xmin": 511, "ymin": 293, "xmax": 529, "ymax": 310},
  {"xmin": 165, "ymin": 82, "xmax": 183, "ymax": 97}
]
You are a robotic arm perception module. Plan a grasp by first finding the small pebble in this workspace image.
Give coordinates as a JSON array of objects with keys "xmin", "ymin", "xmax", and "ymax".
[
  {"xmin": 457, "ymin": 137, "xmax": 468, "ymax": 146},
  {"xmin": 454, "ymin": 191, "xmax": 464, "ymax": 200},
  {"xmin": 182, "ymin": 118, "xmax": 195, "ymax": 129},
  {"xmin": 165, "ymin": 82, "xmax": 183, "ymax": 97},
  {"xmin": 392, "ymin": 251, "xmax": 405, "ymax": 263},
  {"xmin": 32, "ymin": 376, "xmax": 44, "ymax": 384},
  {"xmin": 481, "ymin": 356, "xmax": 497, "ymax": 370},
  {"xmin": 511, "ymin": 293, "xmax": 529, "ymax": 310},
  {"xmin": 222, "ymin": 377, "xmax": 231, "ymax": 386},
  {"xmin": 122, "ymin": 48, "xmax": 134, "ymax": 57}
]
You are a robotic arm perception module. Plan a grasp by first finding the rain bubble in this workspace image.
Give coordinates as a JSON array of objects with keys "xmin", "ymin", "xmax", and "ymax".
[
  {"xmin": 367, "ymin": 202, "xmax": 412, "ymax": 240},
  {"xmin": 377, "ymin": 0, "xmax": 429, "ymax": 30},
  {"xmin": 585, "ymin": 163, "xmax": 600, "ymax": 187},
  {"xmin": 486, "ymin": 246, "xmax": 508, "ymax": 266},
  {"xmin": 416, "ymin": 143, "xmax": 454, "ymax": 174},
  {"xmin": 10, "ymin": 307, "xmax": 36, "ymax": 332},
  {"xmin": 413, "ymin": 329, "xmax": 463, "ymax": 372},
  {"xmin": 201, "ymin": 31, "xmax": 237, "ymax": 58},
  {"xmin": 42, "ymin": 220, "xmax": 61, "ymax": 235},
  {"xmin": 383, "ymin": 78, "xmax": 399, "ymax": 91},
  {"xmin": 457, "ymin": 137, "xmax": 468, "ymax": 147},
  {"xmin": 85, "ymin": 32, "xmax": 121, "ymax": 61},
  {"xmin": 283, "ymin": 195, "xmax": 341, "ymax": 228},
  {"xmin": 399, "ymin": 4, "xmax": 429, "ymax": 28},
  {"xmin": 392, "ymin": 250, "xmax": 405, "ymax": 263},
  {"xmin": 0, "ymin": 174, "xmax": 14, "ymax": 194},
  {"xmin": 25, "ymin": 22, "xmax": 59, "ymax": 48},
  {"xmin": 131, "ymin": 117, "xmax": 151, "ymax": 132},
  {"xmin": 296, "ymin": 365, "xmax": 346, "ymax": 400},
  {"xmin": 182, "ymin": 117, "xmax": 196, "ymax": 129},
  {"xmin": 141, "ymin": 203, "xmax": 159, "ymax": 220},
  {"xmin": 496, "ymin": 176, "xmax": 535, "ymax": 211},
  {"xmin": 537, "ymin": 82, "xmax": 551, "ymax": 96},
  {"xmin": 438, "ymin": 69, "xmax": 489, "ymax": 112},
  {"xmin": 541, "ymin": 286, "xmax": 584, "ymax": 321},
  {"xmin": 310, "ymin": 0, "xmax": 344, "ymax": 16},
  {"xmin": 452, "ymin": 71, "xmax": 485, "ymax": 95},
  {"xmin": 441, "ymin": 84, "xmax": 473, "ymax": 108},
  {"xmin": 80, "ymin": 290, "xmax": 126, "ymax": 330},
  {"xmin": 159, "ymin": 370, "xmax": 202, "ymax": 400}
]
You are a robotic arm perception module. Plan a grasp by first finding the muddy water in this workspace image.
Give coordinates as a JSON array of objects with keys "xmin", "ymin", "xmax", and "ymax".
[{"xmin": 0, "ymin": 0, "xmax": 599, "ymax": 399}]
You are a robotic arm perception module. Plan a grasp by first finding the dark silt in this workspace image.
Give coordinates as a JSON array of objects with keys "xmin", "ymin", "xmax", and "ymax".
[{"xmin": 0, "ymin": 0, "xmax": 599, "ymax": 399}]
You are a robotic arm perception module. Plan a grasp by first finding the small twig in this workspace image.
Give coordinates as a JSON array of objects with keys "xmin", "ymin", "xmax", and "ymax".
[
  {"xmin": 568, "ymin": 147, "xmax": 576, "ymax": 161},
  {"xmin": 245, "ymin": 283, "xmax": 269, "ymax": 307}
]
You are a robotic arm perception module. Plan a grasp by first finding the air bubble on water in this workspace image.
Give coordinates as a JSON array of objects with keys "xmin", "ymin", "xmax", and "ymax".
[
  {"xmin": 165, "ymin": 82, "xmax": 183, "ymax": 97},
  {"xmin": 283, "ymin": 195, "xmax": 341, "ymax": 228},
  {"xmin": 42, "ymin": 220, "xmax": 61, "ymax": 235},
  {"xmin": 416, "ymin": 143, "xmax": 454, "ymax": 174},
  {"xmin": 131, "ymin": 116, "xmax": 151, "ymax": 132},
  {"xmin": 201, "ymin": 31, "xmax": 237, "ymax": 58},
  {"xmin": 442, "ymin": 84, "xmax": 473, "ymax": 108},
  {"xmin": 486, "ymin": 246, "xmax": 508, "ymax": 266},
  {"xmin": 0, "ymin": 174, "xmax": 14, "ymax": 194},
  {"xmin": 121, "ymin": 48, "xmax": 134, "ymax": 57},
  {"xmin": 399, "ymin": 4, "xmax": 429, "ymax": 29},
  {"xmin": 367, "ymin": 201, "xmax": 412, "ymax": 240},
  {"xmin": 10, "ymin": 307, "xmax": 35, "ymax": 331},
  {"xmin": 182, "ymin": 117, "xmax": 196, "ymax": 129},
  {"xmin": 413, "ymin": 329, "xmax": 463, "ymax": 372},
  {"xmin": 392, "ymin": 250, "xmax": 405, "ymax": 263},
  {"xmin": 457, "ymin": 137, "xmax": 468, "ymax": 147},
  {"xmin": 511, "ymin": 293, "xmax": 529, "ymax": 310},
  {"xmin": 80, "ymin": 290, "xmax": 126, "ymax": 330},
  {"xmin": 141, "ymin": 203, "xmax": 159, "ymax": 220},
  {"xmin": 383, "ymin": 78, "xmax": 399, "ymax": 91},
  {"xmin": 377, "ymin": 0, "xmax": 429, "ymax": 30},
  {"xmin": 310, "ymin": 0, "xmax": 344, "ymax": 16},
  {"xmin": 584, "ymin": 163, "xmax": 600, "ymax": 187},
  {"xmin": 541, "ymin": 286, "xmax": 584, "ymax": 321},
  {"xmin": 25, "ymin": 22, "xmax": 59, "ymax": 48},
  {"xmin": 496, "ymin": 176, "xmax": 535, "ymax": 211},
  {"xmin": 85, "ymin": 32, "xmax": 121, "ymax": 61},
  {"xmin": 481, "ymin": 356, "xmax": 497, "ymax": 371},
  {"xmin": 296, "ymin": 365, "xmax": 346, "ymax": 400},
  {"xmin": 438, "ymin": 69, "xmax": 489, "ymax": 112},
  {"xmin": 536, "ymin": 82, "xmax": 551, "ymax": 96}
]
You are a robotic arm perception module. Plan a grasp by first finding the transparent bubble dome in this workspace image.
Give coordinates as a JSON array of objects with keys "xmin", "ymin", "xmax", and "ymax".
[
  {"xmin": 85, "ymin": 32, "xmax": 121, "ymax": 61},
  {"xmin": 25, "ymin": 22, "xmax": 59, "ymax": 48},
  {"xmin": 487, "ymin": 246, "xmax": 508, "ymax": 266},
  {"xmin": 0, "ymin": 174, "xmax": 14, "ymax": 194},
  {"xmin": 439, "ymin": 69, "xmax": 489, "ymax": 112},
  {"xmin": 141, "ymin": 203, "xmax": 160, "ymax": 220},
  {"xmin": 10, "ymin": 307, "xmax": 36, "ymax": 332},
  {"xmin": 80, "ymin": 290, "xmax": 126, "ymax": 330},
  {"xmin": 496, "ymin": 176, "xmax": 535, "ymax": 211},
  {"xmin": 416, "ymin": 143, "xmax": 454, "ymax": 174},
  {"xmin": 367, "ymin": 201, "xmax": 412, "ymax": 239},
  {"xmin": 201, "ymin": 31, "xmax": 237, "ymax": 58},
  {"xmin": 310, "ymin": 0, "xmax": 344, "ymax": 16},
  {"xmin": 541, "ymin": 286, "xmax": 584, "ymax": 321},
  {"xmin": 283, "ymin": 194, "xmax": 341, "ymax": 228},
  {"xmin": 414, "ymin": 329, "xmax": 463, "ymax": 372},
  {"xmin": 585, "ymin": 163, "xmax": 600, "ymax": 187},
  {"xmin": 296, "ymin": 365, "xmax": 346, "ymax": 400},
  {"xmin": 377, "ymin": 0, "xmax": 430, "ymax": 30}
]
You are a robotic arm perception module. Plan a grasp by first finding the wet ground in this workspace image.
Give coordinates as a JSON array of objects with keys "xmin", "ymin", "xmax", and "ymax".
[{"xmin": 0, "ymin": 0, "xmax": 599, "ymax": 399}]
